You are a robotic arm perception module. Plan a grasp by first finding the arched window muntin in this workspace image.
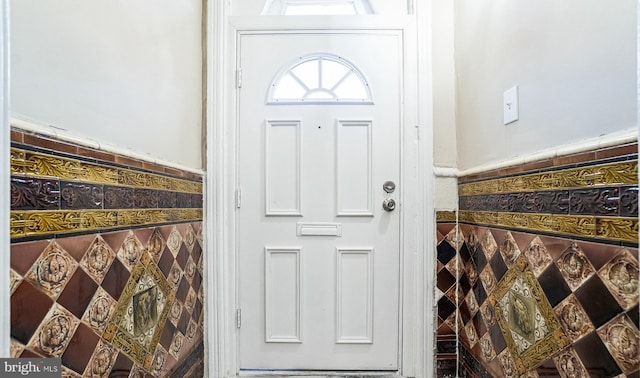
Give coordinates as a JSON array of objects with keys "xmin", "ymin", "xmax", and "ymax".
[{"xmin": 267, "ymin": 53, "xmax": 373, "ymax": 105}]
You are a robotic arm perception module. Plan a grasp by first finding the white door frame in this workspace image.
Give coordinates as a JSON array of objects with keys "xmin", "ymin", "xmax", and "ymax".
[{"xmin": 205, "ymin": 5, "xmax": 436, "ymax": 378}]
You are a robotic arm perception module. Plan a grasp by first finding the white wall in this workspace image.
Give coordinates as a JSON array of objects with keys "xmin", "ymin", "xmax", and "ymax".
[
  {"xmin": 10, "ymin": 0, "xmax": 203, "ymax": 169},
  {"xmin": 432, "ymin": 0, "xmax": 458, "ymax": 210},
  {"xmin": 455, "ymin": 0, "xmax": 637, "ymax": 170}
]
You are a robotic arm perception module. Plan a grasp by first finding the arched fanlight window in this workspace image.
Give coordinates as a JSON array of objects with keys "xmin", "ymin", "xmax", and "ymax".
[
  {"xmin": 268, "ymin": 54, "xmax": 373, "ymax": 104},
  {"xmin": 262, "ymin": 0, "xmax": 374, "ymax": 15}
]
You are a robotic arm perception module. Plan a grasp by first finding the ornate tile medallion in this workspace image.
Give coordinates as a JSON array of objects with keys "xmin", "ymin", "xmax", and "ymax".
[
  {"xmin": 186, "ymin": 319, "xmax": 198, "ymax": 340},
  {"xmin": 498, "ymin": 349, "xmax": 518, "ymax": 378},
  {"xmin": 552, "ymin": 348, "xmax": 588, "ymax": 378},
  {"xmin": 480, "ymin": 229, "xmax": 498, "ymax": 259},
  {"xmin": 480, "ymin": 266, "xmax": 497, "ymax": 294},
  {"xmin": 499, "ymin": 232, "xmax": 521, "ymax": 268},
  {"xmin": 166, "ymin": 228, "xmax": 182, "ymax": 257},
  {"xmin": 465, "ymin": 321, "xmax": 478, "ymax": 348},
  {"xmin": 553, "ymin": 295, "xmax": 594, "ymax": 343},
  {"xmin": 465, "ymin": 260, "xmax": 478, "ymax": 284},
  {"xmin": 480, "ymin": 302, "xmax": 496, "ymax": 328},
  {"xmin": 83, "ymin": 339, "xmax": 118, "ymax": 377},
  {"xmin": 185, "ymin": 257, "xmax": 197, "ymax": 283},
  {"xmin": 523, "ymin": 236, "xmax": 553, "ymax": 277},
  {"xmin": 82, "ymin": 287, "xmax": 117, "ymax": 335},
  {"xmin": 103, "ymin": 252, "xmax": 173, "ymax": 368},
  {"xmin": 184, "ymin": 225, "xmax": 197, "ymax": 253},
  {"xmin": 150, "ymin": 345, "xmax": 168, "ymax": 376},
  {"xmin": 117, "ymin": 231, "xmax": 144, "ymax": 272},
  {"xmin": 445, "ymin": 257, "xmax": 459, "ymax": 279},
  {"xmin": 24, "ymin": 241, "xmax": 78, "ymax": 300},
  {"xmin": 169, "ymin": 300, "xmax": 183, "ymax": 326},
  {"xmin": 61, "ymin": 366, "xmax": 82, "ymax": 378},
  {"xmin": 146, "ymin": 228, "xmax": 166, "ymax": 262},
  {"xmin": 465, "ymin": 291, "xmax": 479, "ymax": 316},
  {"xmin": 597, "ymin": 314, "xmax": 640, "ymax": 374},
  {"xmin": 10, "ymin": 339, "xmax": 25, "ymax": 358},
  {"xmin": 10, "ymin": 269, "xmax": 22, "ymax": 295},
  {"xmin": 80, "ymin": 236, "xmax": 116, "ymax": 284},
  {"xmin": 27, "ymin": 303, "xmax": 80, "ymax": 358},
  {"xmin": 479, "ymin": 332, "xmax": 496, "ymax": 362},
  {"xmin": 168, "ymin": 261, "xmax": 183, "ymax": 289},
  {"xmin": 555, "ymin": 243, "xmax": 595, "ymax": 291},
  {"xmin": 185, "ymin": 287, "xmax": 197, "ymax": 313},
  {"xmin": 598, "ymin": 249, "xmax": 639, "ymax": 310},
  {"xmin": 493, "ymin": 255, "xmax": 569, "ymax": 373},
  {"xmin": 169, "ymin": 332, "xmax": 185, "ymax": 360}
]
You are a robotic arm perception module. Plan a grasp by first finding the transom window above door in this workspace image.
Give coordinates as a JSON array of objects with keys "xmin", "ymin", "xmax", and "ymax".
[
  {"xmin": 268, "ymin": 54, "xmax": 373, "ymax": 104},
  {"xmin": 262, "ymin": 0, "xmax": 374, "ymax": 15}
]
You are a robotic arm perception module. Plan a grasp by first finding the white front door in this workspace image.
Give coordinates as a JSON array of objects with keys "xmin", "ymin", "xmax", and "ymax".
[{"xmin": 237, "ymin": 31, "xmax": 402, "ymax": 371}]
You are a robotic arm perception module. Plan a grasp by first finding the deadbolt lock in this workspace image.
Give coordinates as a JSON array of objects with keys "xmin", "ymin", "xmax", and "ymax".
[{"xmin": 383, "ymin": 181, "xmax": 396, "ymax": 193}]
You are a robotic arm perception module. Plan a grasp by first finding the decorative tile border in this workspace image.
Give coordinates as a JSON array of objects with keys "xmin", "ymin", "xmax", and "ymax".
[
  {"xmin": 11, "ymin": 146, "xmax": 202, "ymax": 194},
  {"xmin": 10, "ymin": 209, "xmax": 203, "ymax": 240},
  {"xmin": 459, "ymin": 160, "xmax": 637, "ymax": 196},
  {"xmin": 458, "ymin": 210, "xmax": 638, "ymax": 244},
  {"xmin": 436, "ymin": 210, "xmax": 457, "ymax": 223}
]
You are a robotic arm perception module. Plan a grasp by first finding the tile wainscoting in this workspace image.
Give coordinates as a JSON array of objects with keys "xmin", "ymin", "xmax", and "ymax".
[
  {"xmin": 9, "ymin": 129, "xmax": 204, "ymax": 377},
  {"xmin": 436, "ymin": 142, "xmax": 639, "ymax": 377}
]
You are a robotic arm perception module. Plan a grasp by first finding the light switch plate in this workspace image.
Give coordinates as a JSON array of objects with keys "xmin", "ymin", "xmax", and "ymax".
[{"xmin": 503, "ymin": 86, "xmax": 519, "ymax": 125}]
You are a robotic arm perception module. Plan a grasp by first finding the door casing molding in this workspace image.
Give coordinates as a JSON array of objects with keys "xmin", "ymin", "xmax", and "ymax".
[{"xmin": 205, "ymin": 6, "xmax": 436, "ymax": 378}]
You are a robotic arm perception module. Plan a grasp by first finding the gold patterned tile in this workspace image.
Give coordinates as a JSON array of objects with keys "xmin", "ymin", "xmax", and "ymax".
[
  {"xmin": 498, "ymin": 349, "xmax": 517, "ymax": 378},
  {"xmin": 597, "ymin": 314, "xmax": 640, "ymax": 374},
  {"xmin": 82, "ymin": 287, "xmax": 117, "ymax": 335},
  {"xmin": 185, "ymin": 256, "xmax": 197, "ymax": 284},
  {"xmin": 169, "ymin": 331, "xmax": 185, "ymax": 360},
  {"xmin": 24, "ymin": 241, "xmax": 79, "ymax": 300},
  {"xmin": 186, "ymin": 319, "xmax": 198, "ymax": 340},
  {"xmin": 552, "ymin": 348, "xmax": 589, "ymax": 378},
  {"xmin": 499, "ymin": 232, "xmax": 522, "ymax": 268},
  {"xmin": 167, "ymin": 261, "xmax": 183, "ymax": 289},
  {"xmin": 79, "ymin": 235, "xmax": 116, "ymax": 284},
  {"xmin": 146, "ymin": 228, "xmax": 166, "ymax": 262},
  {"xmin": 10, "ymin": 269, "xmax": 23, "ymax": 295},
  {"xmin": 83, "ymin": 339, "xmax": 118, "ymax": 377},
  {"xmin": 169, "ymin": 300, "xmax": 183, "ymax": 327},
  {"xmin": 105, "ymin": 253, "xmax": 173, "ymax": 367},
  {"xmin": 480, "ymin": 266, "xmax": 497, "ymax": 294},
  {"xmin": 494, "ymin": 255, "xmax": 569, "ymax": 373},
  {"xmin": 464, "ymin": 321, "xmax": 479, "ymax": 348},
  {"xmin": 554, "ymin": 295, "xmax": 594, "ymax": 343},
  {"xmin": 10, "ymin": 339, "xmax": 25, "ymax": 358},
  {"xmin": 465, "ymin": 260, "xmax": 478, "ymax": 284},
  {"xmin": 27, "ymin": 303, "xmax": 80, "ymax": 358},
  {"xmin": 598, "ymin": 249, "xmax": 639, "ymax": 310},
  {"xmin": 166, "ymin": 227, "xmax": 182, "ymax": 257},
  {"xmin": 523, "ymin": 236, "xmax": 553, "ymax": 277},
  {"xmin": 480, "ymin": 302, "xmax": 496, "ymax": 328},
  {"xmin": 480, "ymin": 228, "xmax": 498, "ymax": 259},
  {"xmin": 556, "ymin": 243, "xmax": 595, "ymax": 291},
  {"xmin": 117, "ymin": 231, "xmax": 145, "ymax": 272},
  {"xmin": 184, "ymin": 224, "xmax": 197, "ymax": 253},
  {"xmin": 465, "ymin": 291, "xmax": 479, "ymax": 316},
  {"xmin": 150, "ymin": 345, "xmax": 168, "ymax": 376},
  {"xmin": 185, "ymin": 287, "xmax": 197, "ymax": 314},
  {"xmin": 479, "ymin": 332, "xmax": 496, "ymax": 362}
]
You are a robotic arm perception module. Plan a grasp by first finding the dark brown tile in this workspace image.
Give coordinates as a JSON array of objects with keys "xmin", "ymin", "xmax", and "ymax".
[
  {"xmin": 101, "ymin": 259, "xmax": 131, "ymax": 301},
  {"xmin": 11, "ymin": 281, "xmax": 53, "ymax": 344},
  {"xmin": 538, "ymin": 263, "xmax": 572, "ymax": 307},
  {"xmin": 101, "ymin": 230, "xmax": 130, "ymax": 253},
  {"xmin": 132, "ymin": 227, "xmax": 155, "ymax": 246},
  {"xmin": 158, "ymin": 249, "xmax": 175, "ymax": 278},
  {"xmin": 579, "ymin": 241, "xmax": 624, "ymax": 270},
  {"xmin": 509, "ymin": 231, "xmax": 537, "ymax": 253},
  {"xmin": 596, "ymin": 143, "xmax": 638, "ymax": 160},
  {"xmin": 10, "ymin": 177, "xmax": 60, "ymax": 210},
  {"xmin": 489, "ymin": 252, "xmax": 508, "ymax": 283},
  {"xmin": 61, "ymin": 323, "xmax": 100, "ymax": 374},
  {"xmin": 437, "ymin": 269, "xmax": 456, "ymax": 293},
  {"xmin": 56, "ymin": 269, "xmax": 98, "ymax": 319},
  {"xmin": 569, "ymin": 187, "xmax": 619, "ymax": 216},
  {"xmin": 111, "ymin": 352, "xmax": 134, "ymax": 376},
  {"xmin": 574, "ymin": 276, "xmax": 623, "ymax": 328},
  {"xmin": 178, "ymin": 311, "xmax": 190, "ymax": 335},
  {"xmin": 437, "ymin": 241, "xmax": 456, "ymax": 265},
  {"xmin": 176, "ymin": 245, "xmax": 190, "ymax": 269},
  {"xmin": 56, "ymin": 234, "xmax": 98, "ymax": 262},
  {"xmin": 161, "ymin": 322, "xmax": 177, "ymax": 350},
  {"xmin": 23, "ymin": 134, "xmax": 78, "ymax": 155},
  {"xmin": 536, "ymin": 357, "xmax": 559, "ymax": 376},
  {"xmin": 60, "ymin": 181, "xmax": 104, "ymax": 210},
  {"xmin": 20, "ymin": 349, "xmax": 44, "ymax": 358},
  {"xmin": 10, "ymin": 130, "xmax": 24, "ymax": 143},
  {"xmin": 620, "ymin": 185, "xmax": 638, "ymax": 217},
  {"xmin": 133, "ymin": 188, "xmax": 159, "ymax": 208},
  {"xmin": 573, "ymin": 332, "xmax": 622, "ymax": 377},
  {"xmin": 11, "ymin": 240, "xmax": 49, "ymax": 275},
  {"xmin": 76, "ymin": 147, "xmax": 115, "ymax": 163},
  {"xmin": 158, "ymin": 191, "xmax": 178, "ymax": 209},
  {"xmin": 553, "ymin": 151, "xmax": 597, "ymax": 167},
  {"xmin": 436, "ymin": 223, "xmax": 456, "ymax": 236},
  {"xmin": 113, "ymin": 155, "xmax": 142, "ymax": 168},
  {"xmin": 438, "ymin": 297, "xmax": 456, "ymax": 321},
  {"xmin": 537, "ymin": 235, "xmax": 572, "ymax": 261},
  {"xmin": 104, "ymin": 186, "xmax": 135, "ymax": 209},
  {"xmin": 177, "ymin": 277, "xmax": 190, "ymax": 303}
]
